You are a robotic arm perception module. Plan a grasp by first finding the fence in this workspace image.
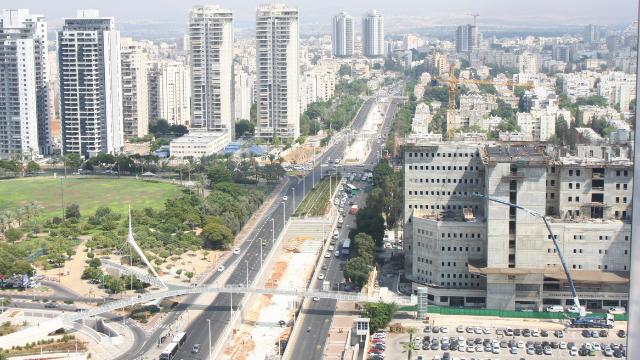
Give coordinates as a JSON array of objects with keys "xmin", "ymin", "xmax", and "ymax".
[
  {"xmin": 422, "ymin": 307, "xmax": 628, "ymax": 321},
  {"xmin": 26, "ymin": 248, "xmax": 47, "ymax": 263}
]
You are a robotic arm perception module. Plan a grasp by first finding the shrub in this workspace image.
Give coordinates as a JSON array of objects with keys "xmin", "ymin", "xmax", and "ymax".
[
  {"xmin": 52, "ymin": 217, "xmax": 64, "ymax": 225},
  {"xmin": 389, "ymin": 323, "xmax": 406, "ymax": 333},
  {"xmin": 64, "ymin": 300, "xmax": 74, "ymax": 305}
]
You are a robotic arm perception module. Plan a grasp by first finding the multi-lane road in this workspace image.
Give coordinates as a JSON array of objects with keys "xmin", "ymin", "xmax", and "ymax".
[
  {"xmin": 171, "ymin": 97, "xmax": 385, "ymax": 359},
  {"xmin": 289, "ymin": 95, "xmax": 401, "ymax": 360}
]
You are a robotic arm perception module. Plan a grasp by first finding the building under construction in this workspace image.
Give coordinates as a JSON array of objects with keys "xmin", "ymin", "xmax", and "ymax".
[{"xmin": 403, "ymin": 139, "xmax": 632, "ymax": 311}]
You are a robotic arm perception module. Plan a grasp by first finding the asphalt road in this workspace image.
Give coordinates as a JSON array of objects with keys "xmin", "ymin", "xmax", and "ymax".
[
  {"xmin": 170, "ymin": 99, "xmax": 380, "ymax": 360},
  {"xmin": 289, "ymin": 94, "xmax": 402, "ymax": 360}
]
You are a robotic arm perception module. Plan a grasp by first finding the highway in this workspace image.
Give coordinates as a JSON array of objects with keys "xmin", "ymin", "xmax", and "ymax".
[
  {"xmin": 169, "ymin": 98, "xmax": 377, "ymax": 359},
  {"xmin": 288, "ymin": 91, "xmax": 403, "ymax": 359}
]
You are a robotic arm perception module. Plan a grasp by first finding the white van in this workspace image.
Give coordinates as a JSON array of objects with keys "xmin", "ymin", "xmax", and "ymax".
[
  {"xmin": 546, "ymin": 305, "xmax": 564, "ymax": 313},
  {"xmin": 332, "ymin": 229, "xmax": 339, "ymax": 240},
  {"xmin": 608, "ymin": 307, "xmax": 626, "ymax": 314}
]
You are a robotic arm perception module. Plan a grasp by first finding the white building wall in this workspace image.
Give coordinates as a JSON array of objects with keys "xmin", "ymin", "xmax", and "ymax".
[
  {"xmin": 189, "ymin": 6, "xmax": 235, "ymax": 137},
  {"xmin": 58, "ymin": 11, "xmax": 123, "ymax": 158},
  {"xmin": 362, "ymin": 10, "xmax": 384, "ymax": 56}
]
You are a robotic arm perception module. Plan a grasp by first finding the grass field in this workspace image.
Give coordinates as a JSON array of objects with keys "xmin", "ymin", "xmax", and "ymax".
[{"xmin": 0, "ymin": 178, "xmax": 184, "ymax": 219}]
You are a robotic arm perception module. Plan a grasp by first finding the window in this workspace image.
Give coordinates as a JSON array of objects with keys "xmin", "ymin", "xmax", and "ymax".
[
  {"xmin": 568, "ymin": 183, "xmax": 573, "ymax": 189},
  {"xmin": 623, "ymin": 197, "xmax": 627, "ymax": 203},
  {"xmin": 576, "ymin": 197, "xmax": 580, "ymax": 202},
  {"xmin": 550, "ymin": 180, "xmax": 555, "ymax": 186},
  {"xmin": 576, "ymin": 170, "xmax": 581, "ymax": 176},
  {"xmin": 576, "ymin": 183, "xmax": 580, "ymax": 189},
  {"xmin": 569, "ymin": 170, "xmax": 574, "ymax": 176},
  {"xmin": 551, "ymin": 166, "xmax": 556, "ymax": 173},
  {"xmin": 624, "ymin": 170, "xmax": 628, "ymax": 176},
  {"xmin": 568, "ymin": 197, "xmax": 573, "ymax": 202},
  {"xmin": 550, "ymin": 193, "xmax": 555, "ymax": 199},
  {"xmin": 624, "ymin": 184, "xmax": 628, "ymax": 190},
  {"xmin": 616, "ymin": 171, "xmax": 621, "ymax": 176},
  {"xmin": 616, "ymin": 184, "xmax": 621, "ymax": 190},
  {"xmin": 616, "ymin": 197, "xmax": 620, "ymax": 203}
]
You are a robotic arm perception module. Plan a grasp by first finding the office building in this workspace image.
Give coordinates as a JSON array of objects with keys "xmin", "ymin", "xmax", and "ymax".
[
  {"xmin": 584, "ymin": 24, "xmax": 601, "ymax": 43},
  {"xmin": 58, "ymin": 10, "xmax": 123, "ymax": 158},
  {"xmin": 148, "ymin": 61, "xmax": 191, "ymax": 126},
  {"xmin": 403, "ymin": 140, "xmax": 632, "ymax": 311},
  {"xmin": 255, "ymin": 3, "xmax": 300, "ymax": 141},
  {"xmin": 120, "ymin": 38, "xmax": 148, "ymax": 140},
  {"xmin": 362, "ymin": 10, "xmax": 384, "ymax": 57},
  {"xmin": 332, "ymin": 12, "xmax": 354, "ymax": 57},
  {"xmin": 169, "ymin": 131, "xmax": 231, "ymax": 158},
  {"xmin": 189, "ymin": 5, "xmax": 235, "ymax": 137},
  {"xmin": 455, "ymin": 24, "xmax": 476, "ymax": 52},
  {"xmin": 0, "ymin": 9, "xmax": 51, "ymax": 159}
]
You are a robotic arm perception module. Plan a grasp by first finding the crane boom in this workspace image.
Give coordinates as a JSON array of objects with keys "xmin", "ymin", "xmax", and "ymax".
[
  {"xmin": 469, "ymin": 193, "xmax": 586, "ymax": 318},
  {"xmin": 440, "ymin": 63, "xmax": 534, "ymax": 139}
]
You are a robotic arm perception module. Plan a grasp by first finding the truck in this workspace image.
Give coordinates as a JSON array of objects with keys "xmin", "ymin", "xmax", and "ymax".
[
  {"xmin": 350, "ymin": 205, "xmax": 358, "ymax": 214},
  {"xmin": 342, "ymin": 239, "xmax": 350, "ymax": 255}
]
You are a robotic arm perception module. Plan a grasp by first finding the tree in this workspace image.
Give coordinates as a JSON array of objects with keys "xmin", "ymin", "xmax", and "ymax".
[
  {"xmin": 25, "ymin": 161, "xmax": 41, "ymax": 174},
  {"xmin": 355, "ymin": 206, "xmax": 385, "ymax": 246},
  {"xmin": 353, "ymin": 233, "xmax": 375, "ymax": 258},
  {"xmin": 235, "ymin": 119, "xmax": 255, "ymax": 138},
  {"xmin": 61, "ymin": 153, "xmax": 83, "ymax": 175},
  {"xmin": 206, "ymin": 164, "xmax": 232, "ymax": 185},
  {"xmin": 184, "ymin": 271, "xmax": 194, "ymax": 282},
  {"xmin": 343, "ymin": 257, "xmax": 370, "ymax": 289},
  {"xmin": 202, "ymin": 220, "xmax": 234, "ymax": 249},
  {"xmin": 4, "ymin": 228, "xmax": 23, "ymax": 243},
  {"xmin": 372, "ymin": 162, "xmax": 393, "ymax": 186},
  {"xmin": 86, "ymin": 258, "xmax": 102, "ymax": 268},
  {"xmin": 406, "ymin": 327, "xmax": 417, "ymax": 341},
  {"xmin": 361, "ymin": 301, "xmax": 398, "ymax": 333},
  {"xmin": 65, "ymin": 204, "xmax": 81, "ymax": 219},
  {"xmin": 402, "ymin": 341, "xmax": 419, "ymax": 360}
]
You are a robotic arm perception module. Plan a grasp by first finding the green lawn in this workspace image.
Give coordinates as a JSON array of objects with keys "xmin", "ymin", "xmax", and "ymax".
[{"xmin": 0, "ymin": 178, "xmax": 184, "ymax": 219}]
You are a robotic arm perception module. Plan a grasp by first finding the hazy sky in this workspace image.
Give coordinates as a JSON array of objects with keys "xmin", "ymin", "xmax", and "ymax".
[{"xmin": 8, "ymin": 0, "xmax": 639, "ymax": 26}]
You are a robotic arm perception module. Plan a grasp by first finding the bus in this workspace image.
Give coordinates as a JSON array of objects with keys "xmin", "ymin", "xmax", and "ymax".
[
  {"xmin": 172, "ymin": 332, "xmax": 187, "ymax": 348},
  {"xmin": 159, "ymin": 342, "xmax": 179, "ymax": 360},
  {"xmin": 342, "ymin": 239, "xmax": 351, "ymax": 255},
  {"xmin": 345, "ymin": 184, "xmax": 357, "ymax": 195}
]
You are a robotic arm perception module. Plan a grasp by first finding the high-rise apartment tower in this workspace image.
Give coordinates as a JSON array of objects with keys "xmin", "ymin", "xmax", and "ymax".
[
  {"xmin": 332, "ymin": 12, "xmax": 354, "ymax": 57},
  {"xmin": 362, "ymin": 10, "xmax": 384, "ymax": 57},
  {"xmin": 58, "ymin": 10, "xmax": 123, "ymax": 158},
  {"xmin": 0, "ymin": 9, "xmax": 51, "ymax": 159},
  {"xmin": 120, "ymin": 37, "xmax": 148, "ymax": 140},
  {"xmin": 255, "ymin": 3, "xmax": 300, "ymax": 141},
  {"xmin": 189, "ymin": 5, "xmax": 235, "ymax": 136}
]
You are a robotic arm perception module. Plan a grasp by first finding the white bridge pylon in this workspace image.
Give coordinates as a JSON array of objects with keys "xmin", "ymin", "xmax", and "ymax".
[{"xmin": 125, "ymin": 206, "xmax": 168, "ymax": 290}]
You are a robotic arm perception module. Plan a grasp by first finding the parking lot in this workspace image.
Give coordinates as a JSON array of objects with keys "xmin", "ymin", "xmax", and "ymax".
[{"xmin": 380, "ymin": 322, "xmax": 627, "ymax": 360}]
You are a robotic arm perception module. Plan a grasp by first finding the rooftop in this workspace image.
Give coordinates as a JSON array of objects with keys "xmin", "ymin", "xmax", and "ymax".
[{"xmin": 481, "ymin": 144, "xmax": 548, "ymax": 164}]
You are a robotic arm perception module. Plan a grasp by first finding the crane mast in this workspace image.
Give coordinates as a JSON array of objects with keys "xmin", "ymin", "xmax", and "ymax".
[
  {"xmin": 469, "ymin": 193, "xmax": 586, "ymax": 318},
  {"xmin": 436, "ymin": 63, "xmax": 535, "ymax": 139}
]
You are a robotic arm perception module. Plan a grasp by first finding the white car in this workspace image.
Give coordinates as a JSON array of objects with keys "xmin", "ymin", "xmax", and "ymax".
[
  {"xmin": 492, "ymin": 346, "xmax": 500, "ymax": 354},
  {"xmin": 458, "ymin": 343, "xmax": 466, "ymax": 352},
  {"xmin": 456, "ymin": 325, "xmax": 464, "ymax": 333},
  {"xmin": 517, "ymin": 341, "xmax": 524, "ymax": 348},
  {"xmin": 233, "ymin": 248, "xmax": 241, "ymax": 255},
  {"xmin": 283, "ymin": 196, "xmax": 288, "ymax": 201},
  {"xmin": 474, "ymin": 327, "xmax": 482, "ymax": 334},
  {"xmin": 329, "ymin": 246, "xmax": 335, "ymax": 251},
  {"xmin": 483, "ymin": 327, "xmax": 491, "ymax": 334},
  {"xmin": 441, "ymin": 326, "xmax": 448, "ymax": 333},
  {"xmin": 592, "ymin": 342, "xmax": 601, "ymax": 351},
  {"xmin": 583, "ymin": 343, "xmax": 592, "ymax": 350},
  {"xmin": 559, "ymin": 342, "xmax": 567, "ymax": 349},
  {"xmin": 217, "ymin": 266, "xmax": 225, "ymax": 272},
  {"xmin": 334, "ymin": 251, "xmax": 340, "ymax": 257},
  {"xmin": 318, "ymin": 274, "xmax": 325, "ymax": 280},
  {"xmin": 325, "ymin": 252, "xmax": 331, "ymax": 258},
  {"xmin": 313, "ymin": 297, "xmax": 320, "ymax": 301},
  {"xmin": 339, "ymin": 208, "xmax": 344, "ymax": 212},
  {"xmin": 569, "ymin": 348, "xmax": 577, "ymax": 356},
  {"xmin": 339, "ymin": 186, "xmax": 344, "ymax": 190}
]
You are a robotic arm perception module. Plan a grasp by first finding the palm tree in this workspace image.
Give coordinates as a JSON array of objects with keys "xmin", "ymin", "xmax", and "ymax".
[
  {"xmin": 30, "ymin": 201, "xmax": 43, "ymax": 226},
  {"xmin": 402, "ymin": 341, "xmax": 418, "ymax": 360},
  {"xmin": 268, "ymin": 153, "xmax": 276, "ymax": 164},
  {"xmin": 23, "ymin": 203, "xmax": 34, "ymax": 232},
  {"xmin": 3, "ymin": 211, "xmax": 16, "ymax": 229},
  {"xmin": 196, "ymin": 174, "xmax": 209, "ymax": 199},
  {"xmin": 14, "ymin": 208, "xmax": 26, "ymax": 228},
  {"xmin": 0, "ymin": 215, "xmax": 8, "ymax": 234},
  {"xmin": 86, "ymin": 288, "xmax": 96, "ymax": 304},
  {"xmin": 406, "ymin": 327, "xmax": 416, "ymax": 342},
  {"xmin": 48, "ymin": 158, "xmax": 58, "ymax": 175}
]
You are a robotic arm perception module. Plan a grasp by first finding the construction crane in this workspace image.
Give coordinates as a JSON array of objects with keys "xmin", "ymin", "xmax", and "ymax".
[
  {"xmin": 469, "ymin": 193, "xmax": 615, "ymax": 329},
  {"xmin": 467, "ymin": 13, "xmax": 480, "ymax": 28},
  {"xmin": 436, "ymin": 63, "xmax": 535, "ymax": 138}
]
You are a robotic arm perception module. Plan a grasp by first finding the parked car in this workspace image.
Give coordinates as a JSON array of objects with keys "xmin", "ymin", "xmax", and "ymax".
[{"xmin": 44, "ymin": 302, "xmax": 59, "ymax": 308}]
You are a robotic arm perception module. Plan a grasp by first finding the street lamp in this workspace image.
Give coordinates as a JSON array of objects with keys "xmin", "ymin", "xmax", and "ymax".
[
  {"xmin": 101, "ymin": 273, "xmax": 106, "ymax": 303},
  {"xmin": 246, "ymin": 260, "xmax": 249, "ymax": 288},
  {"xmin": 207, "ymin": 319, "xmax": 212, "ymax": 358},
  {"xmin": 60, "ymin": 178, "xmax": 65, "ymax": 219},
  {"xmin": 32, "ymin": 270, "xmax": 36, "ymax": 301},
  {"xmin": 271, "ymin": 218, "xmax": 275, "ymax": 247}
]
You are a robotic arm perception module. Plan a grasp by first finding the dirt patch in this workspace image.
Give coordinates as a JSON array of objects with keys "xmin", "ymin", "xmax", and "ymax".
[
  {"xmin": 223, "ymin": 333, "xmax": 256, "ymax": 360},
  {"xmin": 246, "ymin": 294, "xmax": 274, "ymax": 322},
  {"xmin": 265, "ymin": 261, "xmax": 288, "ymax": 288}
]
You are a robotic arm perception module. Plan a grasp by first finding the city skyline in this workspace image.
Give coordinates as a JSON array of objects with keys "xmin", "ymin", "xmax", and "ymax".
[{"xmin": 7, "ymin": 0, "xmax": 638, "ymax": 27}]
